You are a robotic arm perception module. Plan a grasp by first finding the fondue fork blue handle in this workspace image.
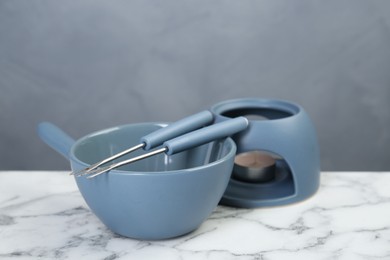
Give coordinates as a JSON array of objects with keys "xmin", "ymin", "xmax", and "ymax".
[
  {"xmin": 72, "ymin": 110, "xmax": 214, "ymax": 176},
  {"xmin": 86, "ymin": 117, "xmax": 249, "ymax": 179}
]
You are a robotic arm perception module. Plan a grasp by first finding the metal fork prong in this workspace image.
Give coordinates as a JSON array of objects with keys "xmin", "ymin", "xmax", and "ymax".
[
  {"xmin": 70, "ymin": 143, "xmax": 146, "ymax": 176},
  {"xmin": 85, "ymin": 147, "xmax": 168, "ymax": 179},
  {"xmin": 70, "ymin": 164, "xmax": 98, "ymax": 177},
  {"xmin": 85, "ymin": 165, "xmax": 115, "ymax": 179}
]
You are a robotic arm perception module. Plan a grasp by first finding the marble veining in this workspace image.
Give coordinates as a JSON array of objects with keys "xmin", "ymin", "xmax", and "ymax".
[{"xmin": 1, "ymin": 171, "xmax": 390, "ymax": 259}]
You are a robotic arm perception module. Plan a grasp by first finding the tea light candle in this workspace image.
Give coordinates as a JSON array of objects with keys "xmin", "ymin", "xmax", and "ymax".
[{"xmin": 233, "ymin": 151, "xmax": 276, "ymax": 183}]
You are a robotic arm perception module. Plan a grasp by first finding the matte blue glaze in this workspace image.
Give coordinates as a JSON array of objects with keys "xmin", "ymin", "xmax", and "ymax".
[
  {"xmin": 211, "ymin": 98, "xmax": 321, "ymax": 208},
  {"xmin": 164, "ymin": 117, "xmax": 248, "ymax": 155},
  {"xmin": 141, "ymin": 110, "xmax": 213, "ymax": 150},
  {"xmin": 38, "ymin": 122, "xmax": 75, "ymax": 160},
  {"xmin": 38, "ymin": 122, "xmax": 236, "ymax": 239}
]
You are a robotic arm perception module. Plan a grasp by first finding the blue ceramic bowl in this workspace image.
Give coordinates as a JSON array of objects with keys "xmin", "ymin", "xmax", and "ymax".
[{"xmin": 38, "ymin": 122, "xmax": 236, "ymax": 240}]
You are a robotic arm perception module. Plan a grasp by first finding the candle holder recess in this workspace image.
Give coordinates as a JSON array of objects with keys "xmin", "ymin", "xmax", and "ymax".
[{"xmin": 211, "ymin": 98, "xmax": 321, "ymax": 208}]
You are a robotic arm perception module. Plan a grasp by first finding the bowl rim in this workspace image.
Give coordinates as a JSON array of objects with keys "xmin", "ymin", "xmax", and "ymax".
[{"xmin": 69, "ymin": 122, "xmax": 237, "ymax": 176}]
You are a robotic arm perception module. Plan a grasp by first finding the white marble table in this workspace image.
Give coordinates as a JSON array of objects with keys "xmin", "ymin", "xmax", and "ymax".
[{"xmin": 0, "ymin": 171, "xmax": 389, "ymax": 260}]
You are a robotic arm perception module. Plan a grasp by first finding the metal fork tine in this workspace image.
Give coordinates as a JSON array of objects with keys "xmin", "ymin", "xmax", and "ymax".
[
  {"xmin": 70, "ymin": 143, "xmax": 145, "ymax": 176},
  {"xmin": 84, "ymin": 147, "xmax": 168, "ymax": 179}
]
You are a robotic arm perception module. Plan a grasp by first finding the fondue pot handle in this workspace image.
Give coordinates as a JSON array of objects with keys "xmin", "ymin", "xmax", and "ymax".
[{"xmin": 37, "ymin": 122, "xmax": 75, "ymax": 160}]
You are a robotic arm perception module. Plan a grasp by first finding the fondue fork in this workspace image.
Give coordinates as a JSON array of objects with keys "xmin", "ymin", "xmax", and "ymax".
[
  {"xmin": 84, "ymin": 117, "xmax": 248, "ymax": 178},
  {"xmin": 71, "ymin": 110, "xmax": 214, "ymax": 177}
]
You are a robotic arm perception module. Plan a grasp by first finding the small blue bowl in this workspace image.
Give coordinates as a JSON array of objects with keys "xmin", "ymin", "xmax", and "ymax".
[{"xmin": 38, "ymin": 122, "xmax": 236, "ymax": 240}]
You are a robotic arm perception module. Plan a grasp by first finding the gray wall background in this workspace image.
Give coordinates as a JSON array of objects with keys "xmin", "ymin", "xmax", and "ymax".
[{"xmin": 1, "ymin": 0, "xmax": 389, "ymax": 171}]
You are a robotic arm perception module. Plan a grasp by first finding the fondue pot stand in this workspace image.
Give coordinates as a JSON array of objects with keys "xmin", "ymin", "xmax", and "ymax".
[{"xmin": 211, "ymin": 98, "xmax": 321, "ymax": 208}]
